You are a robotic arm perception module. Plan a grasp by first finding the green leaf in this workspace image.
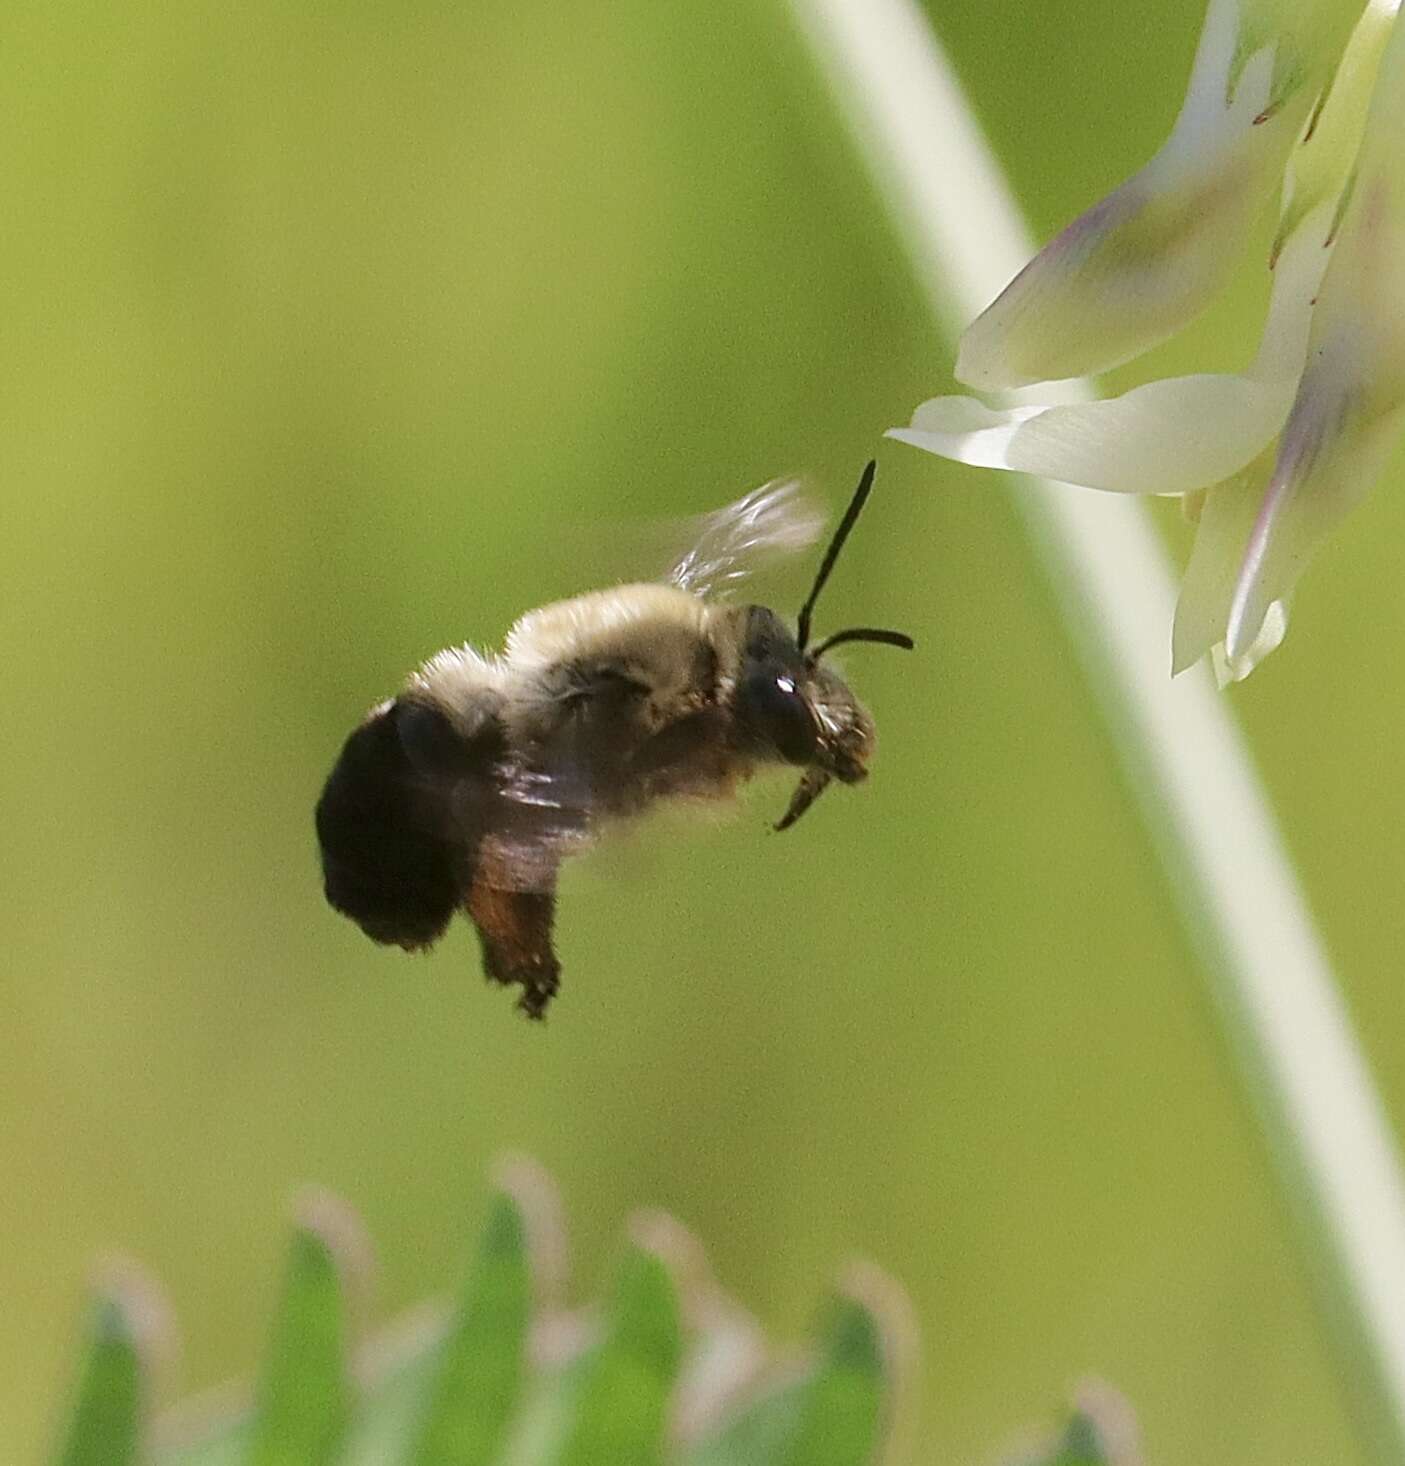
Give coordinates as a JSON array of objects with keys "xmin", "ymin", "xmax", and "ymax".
[
  {"xmin": 53, "ymin": 1165, "xmax": 1123, "ymax": 1466},
  {"xmin": 407, "ymin": 1185, "xmax": 532, "ymax": 1466},
  {"xmin": 53, "ymin": 1285, "xmax": 151, "ymax": 1466},
  {"xmin": 339, "ymin": 1330, "xmax": 439, "ymax": 1466},
  {"xmin": 246, "ymin": 1196, "xmax": 358, "ymax": 1466},
  {"xmin": 684, "ymin": 1272, "xmax": 894, "ymax": 1466},
  {"xmin": 507, "ymin": 1222, "xmax": 682, "ymax": 1466},
  {"xmin": 780, "ymin": 1293, "xmax": 885, "ymax": 1466},
  {"xmin": 563, "ymin": 1246, "xmax": 681, "ymax": 1465},
  {"xmin": 160, "ymin": 1422, "xmax": 250, "ymax": 1466},
  {"xmin": 1053, "ymin": 1410, "xmax": 1117, "ymax": 1466},
  {"xmin": 1015, "ymin": 1383, "xmax": 1142, "ymax": 1466},
  {"xmin": 683, "ymin": 1376, "xmax": 813, "ymax": 1466}
]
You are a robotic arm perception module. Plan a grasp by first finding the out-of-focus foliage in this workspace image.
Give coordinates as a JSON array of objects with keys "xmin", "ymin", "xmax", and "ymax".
[
  {"xmin": 8, "ymin": 2, "xmax": 1404, "ymax": 1465},
  {"xmin": 52, "ymin": 1167, "xmax": 926, "ymax": 1466}
]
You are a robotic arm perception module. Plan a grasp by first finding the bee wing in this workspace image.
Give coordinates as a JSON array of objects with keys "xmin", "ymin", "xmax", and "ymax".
[
  {"xmin": 666, "ymin": 478, "xmax": 826, "ymax": 598},
  {"xmin": 472, "ymin": 756, "xmax": 598, "ymax": 892}
]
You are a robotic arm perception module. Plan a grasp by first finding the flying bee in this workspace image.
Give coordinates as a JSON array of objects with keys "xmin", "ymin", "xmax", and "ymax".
[{"xmin": 315, "ymin": 460, "xmax": 912, "ymax": 1019}]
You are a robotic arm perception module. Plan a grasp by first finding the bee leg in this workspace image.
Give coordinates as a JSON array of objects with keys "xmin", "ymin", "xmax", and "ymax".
[
  {"xmin": 465, "ymin": 877, "xmax": 562, "ymax": 1020},
  {"xmin": 773, "ymin": 769, "xmax": 833, "ymax": 832}
]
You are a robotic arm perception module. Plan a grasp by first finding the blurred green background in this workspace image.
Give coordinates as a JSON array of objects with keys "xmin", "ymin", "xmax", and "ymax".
[{"xmin": 5, "ymin": 1, "xmax": 1403, "ymax": 1461}]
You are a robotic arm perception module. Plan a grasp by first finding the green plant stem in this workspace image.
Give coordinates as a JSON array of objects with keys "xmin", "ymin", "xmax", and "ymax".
[{"xmin": 786, "ymin": 0, "xmax": 1405, "ymax": 1459}]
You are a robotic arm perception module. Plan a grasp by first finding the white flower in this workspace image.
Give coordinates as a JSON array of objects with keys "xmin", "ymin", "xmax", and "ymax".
[{"xmin": 890, "ymin": 0, "xmax": 1405, "ymax": 681}]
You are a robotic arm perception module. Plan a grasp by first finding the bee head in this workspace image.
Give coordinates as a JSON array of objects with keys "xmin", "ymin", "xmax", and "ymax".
[{"xmin": 734, "ymin": 461, "xmax": 913, "ymax": 830}]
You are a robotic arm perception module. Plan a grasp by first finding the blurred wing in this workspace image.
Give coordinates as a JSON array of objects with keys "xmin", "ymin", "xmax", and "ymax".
[
  {"xmin": 315, "ymin": 695, "xmax": 592, "ymax": 920},
  {"xmin": 667, "ymin": 478, "xmax": 826, "ymax": 598},
  {"xmin": 457, "ymin": 679, "xmax": 648, "ymax": 893},
  {"xmin": 471, "ymin": 756, "xmax": 597, "ymax": 893}
]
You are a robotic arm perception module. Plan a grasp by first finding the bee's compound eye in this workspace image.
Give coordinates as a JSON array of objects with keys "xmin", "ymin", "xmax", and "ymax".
[{"xmin": 738, "ymin": 664, "xmax": 817, "ymax": 765}]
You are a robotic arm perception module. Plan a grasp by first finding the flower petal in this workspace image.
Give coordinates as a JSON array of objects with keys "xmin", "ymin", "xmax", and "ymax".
[
  {"xmin": 892, "ymin": 376, "xmax": 1286, "ymax": 492},
  {"xmin": 955, "ymin": 0, "xmax": 1360, "ymax": 390},
  {"xmin": 1171, "ymin": 446, "xmax": 1286, "ymax": 676},
  {"xmin": 1224, "ymin": 6, "xmax": 1405, "ymax": 665},
  {"xmin": 1216, "ymin": 601, "xmax": 1290, "ymax": 682},
  {"xmin": 1274, "ymin": 0, "xmax": 1400, "ymax": 259},
  {"xmin": 890, "ymin": 205, "xmax": 1334, "ymax": 493}
]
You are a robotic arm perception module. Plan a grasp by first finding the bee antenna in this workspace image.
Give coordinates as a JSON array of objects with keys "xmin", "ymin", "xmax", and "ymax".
[
  {"xmin": 795, "ymin": 460, "xmax": 878, "ymax": 654},
  {"xmin": 808, "ymin": 626, "xmax": 915, "ymax": 660}
]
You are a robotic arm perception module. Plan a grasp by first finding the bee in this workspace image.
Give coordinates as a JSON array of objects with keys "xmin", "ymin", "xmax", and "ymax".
[{"xmin": 315, "ymin": 460, "xmax": 912, "ymax": 1018}]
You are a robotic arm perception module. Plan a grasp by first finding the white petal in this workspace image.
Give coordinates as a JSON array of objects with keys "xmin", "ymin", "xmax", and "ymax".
[
  {"xmin": 1174, "ymin": 449, "xmax": 1290, "ymax": 683},
  {"xmin": 1225, "ymin": 363, "xmax": 1405, "ymax": 662},
  {"xmin": 1172, "ymin": 448, "xmax": 1277, "ymax": 674},
  {"xmin": 1225, "ymin": 7, "xmax": 1405, "ymax": 664},
  {"xmin": 955, "ymin": 0, "xmax": 1354, "ymax": 389},
  {"xmin": 1275, "ymin": 0, "xmax": 1400, "ymax": 258},
  {"xmin": 893, "ymin": 375, "xmax": 1289, "ymax": 494},
  {"xmin": 885, "ymin": 399, "xmax": 1046, "ymax": 471},
  {"xmin": 891, "ymin": 207, "xmax": 1334, "ymax": 494},
  {"xmin": 1215, "ymin": 600, "xmax": 1289, "ymax": 683}
]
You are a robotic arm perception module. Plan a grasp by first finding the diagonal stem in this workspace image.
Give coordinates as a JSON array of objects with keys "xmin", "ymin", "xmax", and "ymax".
[{"xmin": 786, "ymin": 0, "xmax": 1405, "ymax": 1458}]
